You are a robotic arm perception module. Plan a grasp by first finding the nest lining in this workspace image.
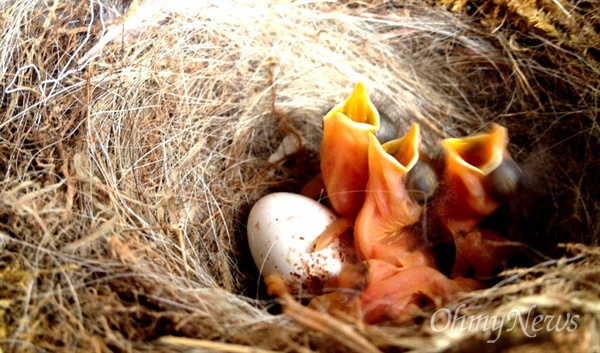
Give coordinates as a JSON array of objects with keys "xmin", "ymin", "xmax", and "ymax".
[{"xmin": 0, "ymin": 0, "xmax": 598, "ymax": 352}]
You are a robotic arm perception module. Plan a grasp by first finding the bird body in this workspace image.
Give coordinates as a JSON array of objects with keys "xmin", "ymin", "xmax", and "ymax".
[
  {"xmin": 359, "ymin": 260, "xmax": 483, "ymax": 324},
  {"xmin": 310, "ymin": 259, "xmax": 482, "ymax": 324}
]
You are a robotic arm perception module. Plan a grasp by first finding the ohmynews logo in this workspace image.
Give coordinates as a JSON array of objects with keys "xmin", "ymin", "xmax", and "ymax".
[{"xmin": 430, "ymin": 304, "xmax": 579, "ymax": 343}]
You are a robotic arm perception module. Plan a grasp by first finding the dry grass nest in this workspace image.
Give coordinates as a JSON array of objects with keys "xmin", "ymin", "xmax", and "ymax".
[{"xmin": 0, "ymin": 0, "xmax": 599, "ymax": 352}]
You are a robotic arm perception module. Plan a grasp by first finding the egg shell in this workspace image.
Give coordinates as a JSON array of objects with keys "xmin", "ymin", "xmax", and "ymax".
[{"xmin": 247, "ymin": 192, "xmax": 356, "ymax": 294}]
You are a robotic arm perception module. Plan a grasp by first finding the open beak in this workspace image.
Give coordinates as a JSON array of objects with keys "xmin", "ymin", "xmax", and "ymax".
[
  {"xmin": 353, "ymin": 124, "xmax": 437, "ymax": 268},
  {"xmin": 434, "ymin": 123, "xmax": 508, "ymax": 234},
  {"xmin": 320, "ymin": 82, "xmax": 380, "ymax": 219}
]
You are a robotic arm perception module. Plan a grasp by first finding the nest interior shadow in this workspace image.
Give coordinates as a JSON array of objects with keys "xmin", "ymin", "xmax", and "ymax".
[{"xmin": 0, "ymin": 0, "xmax": 598, "ymax": 352}]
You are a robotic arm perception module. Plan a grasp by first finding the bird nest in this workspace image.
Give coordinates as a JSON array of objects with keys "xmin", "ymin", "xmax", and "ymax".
[{"xmin": 0, "ymin": 0, "xmax": 598, "ymax": 352}]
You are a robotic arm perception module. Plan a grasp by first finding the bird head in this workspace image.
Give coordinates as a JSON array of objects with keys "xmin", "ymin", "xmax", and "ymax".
[
  {"xmin": 320, "ymin": 82, "xmax": 380, "ymax": 218},
  {"xmin": 434, "ymin": 123, "xmax": 512, "ymax": 233},
  {"xmin": 354, "ymin": 124, "xmax": 437, "ymax": 268},
  {"xmin": 364, "ymin": 123, "xmax": 421, "ymax": 210}
]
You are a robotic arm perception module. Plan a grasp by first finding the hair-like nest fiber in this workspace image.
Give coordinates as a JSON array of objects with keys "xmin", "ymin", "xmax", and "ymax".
[{"xmin": 0, "ymin": 0, "xmax": 598, "ymax": 352}]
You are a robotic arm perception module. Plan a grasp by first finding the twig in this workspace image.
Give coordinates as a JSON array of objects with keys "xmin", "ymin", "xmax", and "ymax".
[{"xmin": 158, "ymin": 336, "xmax": 279, "ymax": 353}]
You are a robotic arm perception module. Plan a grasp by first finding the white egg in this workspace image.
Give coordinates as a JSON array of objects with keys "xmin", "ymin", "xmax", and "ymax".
[{"xmin": 247, "ymin": 192, "xmax": 356, "ymax": 294}]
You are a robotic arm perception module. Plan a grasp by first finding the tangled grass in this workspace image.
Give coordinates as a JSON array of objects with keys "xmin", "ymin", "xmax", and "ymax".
[{"xmin": 0, "ymin": 0, "xmax": 598, "ymax": 352}]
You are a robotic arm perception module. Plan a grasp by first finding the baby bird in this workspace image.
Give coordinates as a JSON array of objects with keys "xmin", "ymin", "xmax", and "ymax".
[
  {"xmin": 431, "ymin": 124, "xmax": 521, "ymax": 278},
  {"xmin": 353, "ymin": 124, "xmax": 438, "ymax": 268}
]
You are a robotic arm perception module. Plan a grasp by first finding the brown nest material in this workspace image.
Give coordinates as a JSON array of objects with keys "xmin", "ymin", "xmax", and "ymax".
[{"xmin": 0, "ymin": 0, "xmax": 598, "ymax": 352}]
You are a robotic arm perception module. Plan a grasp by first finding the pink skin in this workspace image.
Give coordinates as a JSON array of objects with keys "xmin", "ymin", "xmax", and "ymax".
[
  {"xmin": 311, "ymin": 260, "xmax": 482, "ymax": 324},
  {"xmin": 359, "ymin": 261, "xmax": 482, "ymax": 324}
]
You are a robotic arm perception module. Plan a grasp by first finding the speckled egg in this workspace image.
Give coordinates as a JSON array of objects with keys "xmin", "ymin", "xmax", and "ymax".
[{"xmin": 247, "ymin": 192, "xmax": 356, "ymax": 294}]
